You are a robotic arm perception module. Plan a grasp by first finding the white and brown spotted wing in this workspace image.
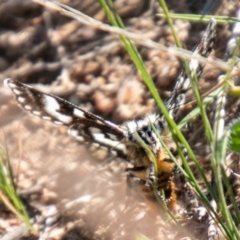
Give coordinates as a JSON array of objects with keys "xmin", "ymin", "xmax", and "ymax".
[{"xmin": 4, "ymin": 78, "xmax": 127, "ymax": 158}]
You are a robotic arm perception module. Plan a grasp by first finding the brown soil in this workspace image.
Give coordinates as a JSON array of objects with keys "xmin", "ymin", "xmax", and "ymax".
[{"xmin": 0, "ymin": 0, "xmax": 239, "ymax": 239}]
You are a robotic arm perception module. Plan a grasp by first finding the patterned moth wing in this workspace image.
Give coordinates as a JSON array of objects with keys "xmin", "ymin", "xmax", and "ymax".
[
  {"xmin": 4, "ymin": 78, "xmax": 127, "ymax": 158},
  {"xmin": 166, "ymin": 19, "xmax": 217, "ymax": 120}
]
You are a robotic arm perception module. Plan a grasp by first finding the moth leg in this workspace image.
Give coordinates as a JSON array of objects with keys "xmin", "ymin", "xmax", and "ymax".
[
  {"xmin": 125, "ymin": 165, "xmax": 177, "ymax": 210},
  {"xmin": 125, "ymin": 166, "xmax": 150, "ymax": 189},
  {"xmin": 148, "ymin": 162, "xmax": 177, "ymax": 210}
]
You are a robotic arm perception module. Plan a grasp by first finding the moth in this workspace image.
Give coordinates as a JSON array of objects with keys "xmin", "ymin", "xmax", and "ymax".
[{"xmin": 5, "ymin": 19, "xmax": 216, "ymax": 210}]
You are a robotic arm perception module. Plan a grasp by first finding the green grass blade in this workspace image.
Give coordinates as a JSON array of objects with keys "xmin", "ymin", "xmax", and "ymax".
[{"xmin": 0, "ymin": 144, "xmax": 34, "ymax": 232}]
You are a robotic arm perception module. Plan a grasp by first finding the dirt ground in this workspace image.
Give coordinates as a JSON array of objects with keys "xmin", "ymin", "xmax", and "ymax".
[{"xmin": 0, "ymin": 0, "xmax": 239, "ymax": 239}]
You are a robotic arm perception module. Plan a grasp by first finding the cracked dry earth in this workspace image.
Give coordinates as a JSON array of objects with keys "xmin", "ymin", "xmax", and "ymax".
[{"xmin": 0, "ymin": 0, "xmax": 239, "ymax": 239}]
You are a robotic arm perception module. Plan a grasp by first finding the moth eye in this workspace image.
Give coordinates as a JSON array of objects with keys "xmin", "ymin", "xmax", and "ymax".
[
  {"xmin": 146, "ymin": 130, "xmax": 152, "ymax": 135},
  {"xmin": 128, "ymin": 135, "xmax": 133, "ymax": 141},
  {"xmin": 142, "ymin": 126, "xmax": 149, "ymax": 132}
]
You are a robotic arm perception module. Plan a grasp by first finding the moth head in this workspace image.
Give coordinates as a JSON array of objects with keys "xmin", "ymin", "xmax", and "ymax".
[{"xmin": 126, "ymin": 114, "xmax": 165, "ymax": 154}]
